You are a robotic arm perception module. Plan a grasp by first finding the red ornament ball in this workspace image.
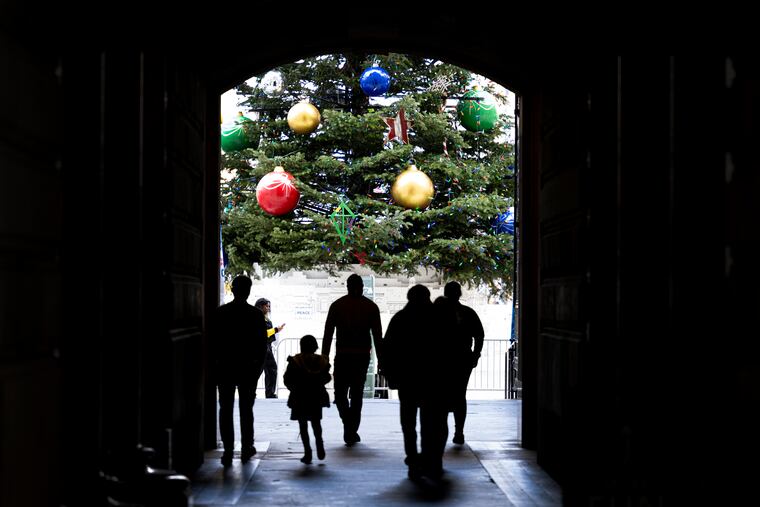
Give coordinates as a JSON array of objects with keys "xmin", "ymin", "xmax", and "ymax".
[{"xmin": 256, "ymin": 166, "xmax": 300, "ymax": 215}]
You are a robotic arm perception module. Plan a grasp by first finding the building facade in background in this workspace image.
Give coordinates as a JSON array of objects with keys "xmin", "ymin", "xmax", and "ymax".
[{"xmin": 223, "ymin": 265, "xmax": 513, "ymax": 400}]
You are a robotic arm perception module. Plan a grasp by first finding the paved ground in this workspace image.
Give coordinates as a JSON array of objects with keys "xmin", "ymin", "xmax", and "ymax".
[{"xmin": 190, "ymin": 399, "xmax": 561, "ymax": 506}]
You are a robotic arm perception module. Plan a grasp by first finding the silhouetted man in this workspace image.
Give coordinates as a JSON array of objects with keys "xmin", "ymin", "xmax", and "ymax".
[
  {"xmin": 381, "ymin": 284, "xmax": 453, "ymax": 483},
  {"xmin": 441, "ymin": 281, "xmax": 484, "ymax": 445},
  {"xmin": 322, "ymin": 273, "xmax": 382, "ymax": 445},
  {"xmin": 211, "ymin": 275, "xmax": 268, "ymax": 466}
]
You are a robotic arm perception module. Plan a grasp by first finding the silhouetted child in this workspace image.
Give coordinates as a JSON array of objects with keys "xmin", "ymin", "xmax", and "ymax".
[{"xmin": 283, "ymin": 334, "xmax": 332, "ymax": 464}]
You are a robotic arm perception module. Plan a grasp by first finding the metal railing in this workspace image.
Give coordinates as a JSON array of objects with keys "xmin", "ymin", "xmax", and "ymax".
[
  {"xmin": 506, "ymin": 341, "xmax": 521, "ymax": 399},
  {"xmin": 469, "ymin": 338, "xmax": 509, "ymax": 392},
  {"xmin": 259, "ymin": 337, "xmax": 510, "ymax": 398}
]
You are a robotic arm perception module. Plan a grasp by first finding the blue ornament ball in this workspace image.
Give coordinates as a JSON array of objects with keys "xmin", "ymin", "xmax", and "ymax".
[
  {"xmin": 359, "ymin": 66, "xmax": 391, "ymax": 96},
  {"xmin": 492, "ymin": 208, "xmax": 515, "ymax": 235}
]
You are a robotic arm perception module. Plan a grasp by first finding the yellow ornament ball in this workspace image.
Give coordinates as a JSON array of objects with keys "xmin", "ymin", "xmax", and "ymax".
[
  {"xmin": 391, "ymin": 164, "xmax": 435, "ymax": 210},
  {"xmin": 287, "ymin": 101, "xmax": 321, "ymax": 134}
]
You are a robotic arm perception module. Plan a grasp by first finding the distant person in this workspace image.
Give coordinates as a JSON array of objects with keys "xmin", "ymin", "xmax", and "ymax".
[
  {"xmin": 254, "ymin": 297, "xmax": 285, "ymax": 398},
  {"xmin": 382, "ymin": 284, "xmax": 458, "ymax": 484},
  {"xmin": 322, "ymin": 273, "xmax": 382, "ymax": 446},
  {"xmin": 283, "ymin": 334, "xmax": 331, "ymax": 464},
  {"xmin": 210, "ymin": 275, "xmax": 268, "ymax": 467},
  {"xmin": 440, "ymin": 281, "xmax": 485, "ymax": 445}
]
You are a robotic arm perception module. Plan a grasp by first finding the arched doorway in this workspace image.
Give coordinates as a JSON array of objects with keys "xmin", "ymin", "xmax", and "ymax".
[
  {"xmin": 3, "ymin": 9, "xmax": 745, "ymax": 505},
  {"xmin": 206, "ymin": 46, "xmax": 532, "ymax": 452}
]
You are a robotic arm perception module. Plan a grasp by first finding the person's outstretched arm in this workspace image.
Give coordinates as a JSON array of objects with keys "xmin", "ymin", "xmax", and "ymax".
[
  {"xmin": 370, "ymin": 305, "xmax": 383, "ymax": 359},
  {"xmin": 471, "ymin": 309, "xmax": 486, "ymax": 367},
  {"xmin": 322, "ymin": 305, "xmax": 335, "ymax": 357}
]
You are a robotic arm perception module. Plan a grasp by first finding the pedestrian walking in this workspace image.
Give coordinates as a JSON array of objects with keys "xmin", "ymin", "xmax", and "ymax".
[
  {"xmin": 322, "ymin": 274, "xmax": 382, "ymax": 446},
  {"xmin": 284, "ymin": 335, "xmax": 331, "ymax": 464},
  {"xmin": 210, "ymin": 275, "xmax": 268, "ymax": 466}
]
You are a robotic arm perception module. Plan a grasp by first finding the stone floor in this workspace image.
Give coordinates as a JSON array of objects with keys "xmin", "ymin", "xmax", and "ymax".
[{"xmin": 189, "ymin": 399, "xmax": 561, "ymax": 506}]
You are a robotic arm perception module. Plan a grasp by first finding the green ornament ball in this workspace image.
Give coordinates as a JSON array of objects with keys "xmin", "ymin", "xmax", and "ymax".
[
  {"xmin": 457, "ymin": 87, "xmax": 498, "ymax": 132},
  {"xmin": 221, "ymin": 112, "xmax": 258, "ymax": 152}
]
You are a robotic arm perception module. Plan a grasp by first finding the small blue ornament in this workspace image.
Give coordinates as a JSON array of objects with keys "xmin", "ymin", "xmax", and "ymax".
[
  {"xmin": 360, "ymin": 66, "xmax": 391, "ymax": 96},
  {"xmin": 492, "ymin": 208, "xmax": 515, "ymax": 235}
]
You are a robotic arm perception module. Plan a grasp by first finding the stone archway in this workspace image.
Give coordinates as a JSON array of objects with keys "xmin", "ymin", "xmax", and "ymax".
[{"xmin": 3, "ymin": 8, "xmax": 753, "ymax": 503}]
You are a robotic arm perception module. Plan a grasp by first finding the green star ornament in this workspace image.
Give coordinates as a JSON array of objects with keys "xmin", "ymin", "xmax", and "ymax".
[{"xmin": 329, "ymin": 197, "xmax": 357, "ymax": 244}]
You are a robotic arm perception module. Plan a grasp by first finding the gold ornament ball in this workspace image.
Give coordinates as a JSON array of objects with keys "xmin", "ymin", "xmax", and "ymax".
[
  {"xmin": 391, "ymin": 164, "xmax": 435, "ymax": 210},
  {"xmin": 287, "ymin": 101, "xmax": 321, "ymax": 134}
]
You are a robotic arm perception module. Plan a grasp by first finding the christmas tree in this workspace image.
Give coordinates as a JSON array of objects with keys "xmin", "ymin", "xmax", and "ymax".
[{"xmin": 221, "ymin": 53, "xmax": 515, "ymax": 298}]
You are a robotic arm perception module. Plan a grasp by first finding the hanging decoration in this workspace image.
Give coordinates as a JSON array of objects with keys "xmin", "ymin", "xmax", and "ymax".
[
  {"xmin": 391, "ymin": 163, "xmax": 435, "ymax": 210},
  {"xmin": 256, "ymin": 166, "xmax": 300, "ymax": 215},
  {"xmin": 287, "ymin": 100, "xmax": 321, "ymax": 134},
  {"xmin": 457, "ymin": 86, "xmax": 498, "ymax": 132},
  {"xmin": 383, "ymin": 107, "xmax": 413, "ymax": 144},
  {"xmin": 329, "ymin": 197, "xmax": 357, "ymax": 244},
  {"xmin": 221, "ymin": 112, "xmax": 256, "ymax": 152},
  {"xmin": 492, "ymin": 207, "xmax": 515, "ymax": 235},
  {"xmin": 260, "ymin": 71, "xmax": 283, "ymax": 94},
  {"xmin": 353, "ymin": 251, "xmax": 368, "ymax": 265},
  {"xmin": 359, "ymin": 66, "xmax": 391, "ymax": 96}
]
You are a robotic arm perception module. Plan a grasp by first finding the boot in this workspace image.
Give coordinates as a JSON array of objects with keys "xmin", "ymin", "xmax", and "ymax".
[
  {"xmin": 241, "ymin": 446, "xmax": 257, "ymax": 463},
  {"xmin": 300, "ymin": 446, "xmax": 312, "ymax": 464},
  {"xmin": 316, "ymin": 438, "xmax": 325, "ymax": 460}
]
